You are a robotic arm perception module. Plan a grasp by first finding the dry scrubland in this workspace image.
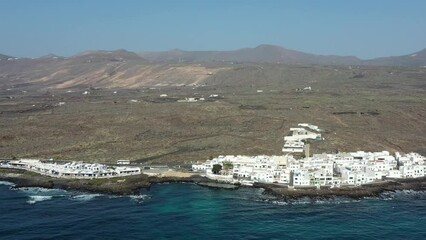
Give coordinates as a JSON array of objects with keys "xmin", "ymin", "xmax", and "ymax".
[{"xmin": 1, "ymin": 64, "xmax": 425, "ymax": 164}]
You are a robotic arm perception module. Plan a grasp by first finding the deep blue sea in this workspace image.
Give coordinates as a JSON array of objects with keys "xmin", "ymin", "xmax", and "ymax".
[{"xmin": 0, "ymin": 181, "xmax": 425, "ymax": 240}]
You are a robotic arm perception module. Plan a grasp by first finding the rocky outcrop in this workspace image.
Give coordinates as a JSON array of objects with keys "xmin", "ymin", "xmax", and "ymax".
[
  {"xmin": 256, "ymin": 177, "xmax": 426, "ymax": 199},
  {"xmin": 0, "ymin": 168, "xmax": 212, "ymax": 195}
]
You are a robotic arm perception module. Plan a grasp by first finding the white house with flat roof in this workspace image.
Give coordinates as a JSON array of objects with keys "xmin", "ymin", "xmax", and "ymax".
[
  {"xmin": 298, "ymin": 123, "xmax": 322, "ymax": 132},
  {"xmin": 284, "ymin": 128, "xmax": 322, "ymax": 142},
  {"xmin": 282, "ymin": 141, "xmax": 304, "ymax": 153},
  {"xmin": 292, "ymin": 170, "xmax": 311, "ymax": 186}
]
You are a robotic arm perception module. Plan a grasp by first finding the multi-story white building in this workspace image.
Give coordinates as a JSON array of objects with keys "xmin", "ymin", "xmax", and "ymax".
[
  {"xmin": 400, "ymin": 165, "xmax": 424, "ymax": 178},
  {"xmin": 282, "ymin": 141, "xmax": 304, "ymax": 153}
]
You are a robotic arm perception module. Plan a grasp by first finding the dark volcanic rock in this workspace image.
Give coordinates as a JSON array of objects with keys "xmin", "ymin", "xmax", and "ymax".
[
  {"xmin": 256, "ymin": 177, "xmax": 426, "ymax": 199},
  {"xmin": 0, "ymin": 168, "xmax": 151, "ymax": 195},
  {"xmin": 0, "ymin": 168, "xmax": 213, "ymax": 195},
  {"xmin": 1, "ymin": 168, "xmax": 425, "ymax": 198}
]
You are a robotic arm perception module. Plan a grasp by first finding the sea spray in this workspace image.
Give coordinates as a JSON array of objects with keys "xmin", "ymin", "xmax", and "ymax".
[
  {"xmin": 0, "ymin": 181, "xmax": 15, "ymax": 187},
  {"xmin": 129, "ymin": 194, "xmax": 151, "ymax": 204},
  {"xmin": 70, "ymin": 194, "xmax": 103, "ymax": 202},
  {"xmin": 27, "ymin": 195, "xmax": 53, "ymax": 204}
]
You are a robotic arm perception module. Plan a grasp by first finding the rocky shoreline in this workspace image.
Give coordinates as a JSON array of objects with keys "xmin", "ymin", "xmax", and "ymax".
[
  {"xmin": 0, "ymin": 168, "xmax": 211, "ymax": 195},
  {"xmin": 255, "ymin": 177, "xmax": 426, "ymax": 199},
  {"xmin": 1, "ymin": 168, "xmax": 425, "ymax": 198}
]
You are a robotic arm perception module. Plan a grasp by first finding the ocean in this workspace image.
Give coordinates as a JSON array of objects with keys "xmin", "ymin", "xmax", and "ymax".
[{"xmin": 0, "ymin": 181, "xmax": 425, "ymax": 240}]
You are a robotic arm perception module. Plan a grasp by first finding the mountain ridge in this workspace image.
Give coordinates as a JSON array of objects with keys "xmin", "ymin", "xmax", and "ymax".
[
  {"xmin": 364, "ymin": 48, "xmax": 426, "ymax": 66},
  {"xmin": 2, "ymin": 45, "xmax": 426, "ymax": 66},
  {"xmin": 1, "ymin": 45, "xmax": 425, "ymax": 91},
  {"xmin": 0, "ymin": 53, "xmax": 14, "ymax": 60},
  {"xmin": 139, "ymin": 44, "xmax": 363, "ymax": 65},
  {"xmin": 138, "ymin": 45, "xmax": 426, "ymax": 66}
]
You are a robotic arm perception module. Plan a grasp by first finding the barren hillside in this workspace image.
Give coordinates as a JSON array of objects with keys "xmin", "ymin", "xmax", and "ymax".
[{"xmin": 0, "ymin": 50, "xmax": 226, "ymax": 90}]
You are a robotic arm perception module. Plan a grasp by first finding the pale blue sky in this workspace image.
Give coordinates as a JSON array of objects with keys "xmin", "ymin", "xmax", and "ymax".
[{"xmin": 1, "ymin": 0, "xmax": 425, "ymax": 59}]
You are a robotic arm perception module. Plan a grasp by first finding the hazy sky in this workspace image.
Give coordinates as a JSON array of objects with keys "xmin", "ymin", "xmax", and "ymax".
[{"xmin": 1, "ymin": 0, "xmax": 425, "ymax": 59}]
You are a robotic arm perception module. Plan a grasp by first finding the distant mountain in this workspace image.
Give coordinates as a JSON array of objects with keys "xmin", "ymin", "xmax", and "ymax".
[
  {"xmin": 140, "ymin": 45, "xmax": 426, "ymax": 66},
  {"xmin": 71, "ymin": 49, "xmax": 145, "ymax": 63},
  {"xmin": 140, "ymin": 45, "xmax": 362, "ymax": 65},
  {"xmin": 1, "ymin": 46, "xmax": 426, "ymax": 91},
  {"xmin": 3, "ymin": 45, "xmax": 426, "ymax": 66},
  {"xmin": 38, "ymin": 54, "xmax": 63, "ymax": 59},
  {"xmin": 0, "ymin": 54, "xmax": 14, "ymax": 60},
  {"xmin": 0, "ymin": 49, "xmax": 217, "ymax": 89},
  {"xmin": 366, "ymin": 49, "xmax": 426, "ymax": 66}
]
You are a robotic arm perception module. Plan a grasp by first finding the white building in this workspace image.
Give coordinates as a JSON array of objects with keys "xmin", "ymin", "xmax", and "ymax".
[
  {"xmin": 400, "ymin": 165, "xmax": 424, "ymax": 178},
  {"xmin": 298, "ymin": 123, "xmax": 322, "ymax": 132},
  {"xmin": 284, "ymin": 128, "xmax": 321, "ymax": 142},
  {"xmin": 2, "ymin": 159, "xmax": 141, "ymax": 179},
  {"xmin": 282, "ymin": 141, "xmax": 304, "ymax": 153},
  {"xmin": 117, "ymin": 160, "xmax": 131, "ymax": 165},
  {"xmin": 292, "ymin": 170, "xmax": 310, "ymax": 186}
]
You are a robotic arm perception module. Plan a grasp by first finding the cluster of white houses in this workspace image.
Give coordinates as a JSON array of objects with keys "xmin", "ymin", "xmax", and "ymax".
[
  {"xmin": 193, "ymin": 151, "xmax": 425, "ymax": 187},
  {"xmin": 193, "ymin": 124, "xmax": 426, "ymax": 187},
  {"xmin": 282, "ymin": 123, "xmax": 322, "ymax": 154},
  {"xmin": 0, "ymin": 159, "xmax": 141, "ymax": 179}
]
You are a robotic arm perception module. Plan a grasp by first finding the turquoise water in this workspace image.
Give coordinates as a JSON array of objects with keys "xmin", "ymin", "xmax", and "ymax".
[{"xmin": 0, "ymin": 181, "xmax": 425, "ymax": 239}]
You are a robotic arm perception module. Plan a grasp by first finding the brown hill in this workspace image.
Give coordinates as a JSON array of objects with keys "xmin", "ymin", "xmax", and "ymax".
[
  {"xmin": 140, "ymin": 44, "xmax": 362, "ymax": 65},
  {"xmin": 140, "ymin": 45, "xmax": 426, "ymax": 66},
  {"xmin": 366, "ymin": 49, "xmax": 426, "ymax": 66},
  {"xmin": 0, "ymin": 54, "xmax": 14, "ymax": 60},
  {"xmin": 71, "ymin": 49, "xmax": 144, "ymax": 63},
  {"xmin": 1, "ymin": 46, "xmax": 426, "ymax": 91},
  {"xmin": 0, "ymin": 50, "xmax": 224, "ymax": 90}
]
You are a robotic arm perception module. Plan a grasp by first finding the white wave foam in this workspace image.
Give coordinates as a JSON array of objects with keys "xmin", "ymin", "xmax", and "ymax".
[
  {"xmin": 70, "ymin": 194, "xmax": 103, "ymax": 201},
  {"xmin": 17, "ymin": 187, "xmax": 68, "ymax": 195},
  {"xmin": 313, "ymin": 199, "xmax": 361, "ymax": 205},
  {"xmin": 260, "ymin": 197, "xmax": 361, "ymax": 206},
  {"xmin": 130, "ymin": 194, "xmax": 150, "ymax": 203},
  {"xmin": 107, "ymin": 195, "xmax": 123, "ymax": 199},
  {"xmin": 17, "ymin": 187, "xmax": 69, "ymax": 205},
  {"xmin": 0, "ymin": 181, "xmax": 15, "ymax": 186},
  {"xmin": 271, "ymin": 200, "xmax": 288, "ymax": 206},
  {"xmin": 27, "ymin": 195, "xmax": 53, "ymax": 204},
  {"xmin": 379, "ymin": 190, "xmax": 426, "ymax": 200},
  {"xmin": 288, "ymin": 200, "xmax": 311, "ymax": 205}
]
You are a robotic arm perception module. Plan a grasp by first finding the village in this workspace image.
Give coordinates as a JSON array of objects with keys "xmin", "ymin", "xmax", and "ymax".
[
  {"xmin": 1, "ymin": 123, "xmax": 425, "ymax": 186},
  {"xmin": 192, "ymin": 124, "xmax": 426, "ymax": 187},
  {"xmin": 0, "ymin": 159, "xmax": 141, "ymax": 179}
]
